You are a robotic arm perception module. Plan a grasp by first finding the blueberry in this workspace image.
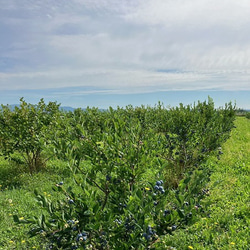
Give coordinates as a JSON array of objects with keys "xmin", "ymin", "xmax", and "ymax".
[
  {"xmin": 156, "ymin": 181, "xmax": 161, "ymax": 186},
  {"xmin": 142, "ymin": 233, "xmax": 151, "ymax": 240},
  {"xmin": 171, "ymin": 225, "xmax": 177, "ymax": 231},
  {"xmin": 148, "ymin": 226, "xmax": 154, "ymax": 235},
  {"xmin": 158, "ymin": 186, "xmax": 164, "ymax": 191},
  {"xmin": 154, "ymin": 185, "xmax": 159, "ymax": 190},
  {"xmin": 106, "ymin": 175, "xmax": 111, "ymax": 181},
  {"xmin": 154, "ymin": 201, "xmax": 158, "ymax": 206},
  {"xmin": 164, "ymin": 210, "xmax": 170, "ymax": 216},
  {"xmin": 76, "ymin": 233, "xmax": 83, "ymax": 242},
  {"xmin": 184, "ymin": 201, "xmax": 189, "ymax": 206},
  {"xmin": 68, "ymin": 199, "xmax": 74, "ymax": 204},
  {"xmin": 58, "ymin": 181, "xmax": 63, "ymax": 185}
]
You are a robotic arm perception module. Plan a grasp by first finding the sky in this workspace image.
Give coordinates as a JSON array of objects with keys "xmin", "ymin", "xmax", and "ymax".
[{"xmin": 0, "ymin": 0, "xmax": 250, "ymax": 109}]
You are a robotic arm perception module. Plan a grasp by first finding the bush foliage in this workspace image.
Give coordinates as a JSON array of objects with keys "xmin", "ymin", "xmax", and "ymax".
[
  {"xmin": 0, "ymin": 98, "xmax": 236, "ymax": 249},
  {"xmin": 0, "ymin": 98, "xmax": 60, "ymax": 173}
]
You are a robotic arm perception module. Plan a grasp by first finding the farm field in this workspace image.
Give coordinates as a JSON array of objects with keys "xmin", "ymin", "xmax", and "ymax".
[{"xmin": 0, "ymin": 100, "xmax": 249, "ymax": 249}]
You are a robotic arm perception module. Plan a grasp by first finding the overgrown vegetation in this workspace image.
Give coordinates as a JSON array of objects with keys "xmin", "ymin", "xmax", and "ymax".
[{"xmin": 1, "ymin": 98, "xmax": 247, "ymax": 249}]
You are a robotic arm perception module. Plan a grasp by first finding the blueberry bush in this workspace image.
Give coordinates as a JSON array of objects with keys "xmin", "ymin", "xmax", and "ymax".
[
  {"xmin": 0, "ymin": 98, "xmax": 60, "ymax": 173},
  {"xmin": 13, "ymin": 98, "xmax": 236, "ymax": 249}
]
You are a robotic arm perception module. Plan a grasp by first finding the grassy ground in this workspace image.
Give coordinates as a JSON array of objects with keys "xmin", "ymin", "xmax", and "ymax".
[
  {"xmin": 0, "ymin": 160, "xmax": 70, "ymax": 249},
  {"xmin": 161, "ymin": 117, "xmax": 250, "ymax": 249},
  {"xmin": 0, "ymin": 117, "xmax": 249, "ymax": 249}
]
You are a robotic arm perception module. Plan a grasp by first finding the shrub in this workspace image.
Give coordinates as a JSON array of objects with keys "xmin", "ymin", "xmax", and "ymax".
[{"xmin": 0, "ymin": 98, "xmax": 60, "ymax": 173}]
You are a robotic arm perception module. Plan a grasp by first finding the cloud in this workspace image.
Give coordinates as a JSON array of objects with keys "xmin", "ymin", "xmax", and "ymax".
[
  {"xmin": 1, "ymin": 68, "xmax": 250, "ymax": 95},
  {"xmin": 125, "ymin": 0, "xmax": 250, "ymax": 28},
  {"xmin": 0, "ymin": 0, "xmax": 250, "ymax": 94}
]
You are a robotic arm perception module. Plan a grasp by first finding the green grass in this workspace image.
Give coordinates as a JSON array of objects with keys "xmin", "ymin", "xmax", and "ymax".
[
  {"xmin": 0, "ymin": 160, "xmax": 70, "ymax": 249},
  {"xmin": 160, "ymin": 117, "xmax": 250, "ymax": 249},
  {"xmin": 0, "ymin": 117, "xmax": 249, "ymax": 249}
]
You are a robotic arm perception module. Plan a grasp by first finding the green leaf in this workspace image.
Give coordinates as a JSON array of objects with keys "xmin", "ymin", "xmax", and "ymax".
[{"xmin": 177, "ymin": 208, "xmax": 185, "ymax": 218}]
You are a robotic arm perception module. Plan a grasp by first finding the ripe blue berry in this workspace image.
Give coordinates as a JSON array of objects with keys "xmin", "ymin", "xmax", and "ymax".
[
  {"xmin": 158, "ymin": 186, "xmax": 164, "ymax": 192},
  {"xmin": 164, "ymin": 210, "xmax": 170, "ymax": 216},
  {"xmin": 142, "ymin": 233, "xmax": 151, "ymax": 240},
  {"xmin": 156, "ymin": 181, "xmax": 161, "ymax": 186},
  {"xmin": 147, "ymin": 226, "xmax": 154, "ymax": 235},
  {"xmin": 68, "ymin": 199, "xmax": 74, "ymax": 204},
  {"xmin": 76, "ymin": 233, "xmax": 87, "ymax": 242},
  {"xmin": 106, "ymin": 175, "xmax": 111, "ymax": 181}
]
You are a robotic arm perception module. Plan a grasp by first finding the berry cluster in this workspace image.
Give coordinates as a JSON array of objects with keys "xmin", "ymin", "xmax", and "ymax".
[
  {"xmin": 142, "ymin": 226, "xmax": 156, "ymax": 241},
  {"xmin": 154, "ymin": 180, "xmax": 165, "ymax": 194},
  {"xmin": 76, "ymin": 232, "xmax": 87, "ymax": 242}
]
